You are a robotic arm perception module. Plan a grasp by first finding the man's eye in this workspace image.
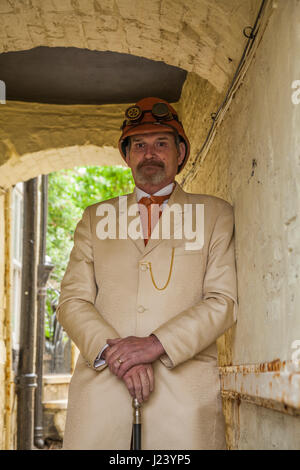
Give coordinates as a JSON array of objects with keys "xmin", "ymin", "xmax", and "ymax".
[
  {"xmin": 156, "ymin": 142, "xmax": 167, "ymax": 147},
  {"xmin": 135, "ymin": 143, "xmax": 145, "ymax": 149}
]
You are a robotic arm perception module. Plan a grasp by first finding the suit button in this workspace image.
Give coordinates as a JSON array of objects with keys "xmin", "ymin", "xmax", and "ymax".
[
  {"xmin": 140, "ymin": 263, "xmax": 148, "ymax": 271},
  {"xmin": 137, "ymin": 305, "xmax": 145, "ymax": 313}
]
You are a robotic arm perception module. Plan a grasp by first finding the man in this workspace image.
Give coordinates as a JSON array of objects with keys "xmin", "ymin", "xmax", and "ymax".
[{"xmin": 57, "ymin": 97, "xmax": 238, "ymax": 450}]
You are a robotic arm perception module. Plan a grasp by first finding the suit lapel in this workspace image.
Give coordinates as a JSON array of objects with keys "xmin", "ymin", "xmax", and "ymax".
[{"xmin": 117, "ymin": 188, "xmax": 145, "ymax": 254}]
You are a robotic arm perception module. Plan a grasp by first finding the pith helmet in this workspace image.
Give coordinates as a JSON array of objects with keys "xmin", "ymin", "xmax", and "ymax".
[{"xmin": 119, "ymin": 97, "xmax": 190, "ymax": 173}]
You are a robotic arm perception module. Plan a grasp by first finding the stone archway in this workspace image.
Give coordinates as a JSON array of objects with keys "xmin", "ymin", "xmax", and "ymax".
[
  {"xmin": 0, "ymin": 0, "xmax": 262, "ymax": 188},
  {"xmin": 0, "ymin": 98, "xmax": 131, "ymax": 188},
  {"xmin": 0, "ymin": 73, "xmax": 223, "ymax": 189},
  {"xmin": 0, "ymin": 0, "xmax": 260, "ymax": 92},
  {"xmin": 0, "ymin": 144, "xmax": 125, "ymax": 188}
]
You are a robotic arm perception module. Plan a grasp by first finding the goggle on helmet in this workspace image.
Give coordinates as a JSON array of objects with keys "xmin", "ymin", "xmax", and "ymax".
[{"xmin": 121, "ymin": 102, "xmax": 178, "ymax": 129}]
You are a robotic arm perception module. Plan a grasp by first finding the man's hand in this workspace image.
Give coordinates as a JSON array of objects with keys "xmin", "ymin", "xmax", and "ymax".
[
  {"xmin": 122, "ymin": 363, "xmax": 154, "ymax": 404},
  {"xmin": 104, "ymin": 335, "xmax": 165, "ymax": 379}
]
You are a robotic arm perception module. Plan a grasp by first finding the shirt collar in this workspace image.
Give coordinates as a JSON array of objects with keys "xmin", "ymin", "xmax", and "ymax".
[{"xmin": 136, "ymin": 182, "xmax": 175, "ymax": 202}]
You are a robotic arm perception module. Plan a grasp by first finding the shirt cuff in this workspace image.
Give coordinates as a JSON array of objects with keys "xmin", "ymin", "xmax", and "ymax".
[{"xmin": 94, "ymin": 343, "xmax": 109, "ymax": 368}]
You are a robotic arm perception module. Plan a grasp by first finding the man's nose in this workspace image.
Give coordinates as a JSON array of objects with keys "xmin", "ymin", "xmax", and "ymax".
[{"xmin": 144, "ymin": 143, "xmax": 156, "ymax": 157}]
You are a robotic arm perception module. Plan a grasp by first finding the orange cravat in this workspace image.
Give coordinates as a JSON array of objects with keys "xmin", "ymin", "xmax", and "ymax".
[{"xmin": 138, "ymin": 193, "xmax": 172, "ymax": 245}]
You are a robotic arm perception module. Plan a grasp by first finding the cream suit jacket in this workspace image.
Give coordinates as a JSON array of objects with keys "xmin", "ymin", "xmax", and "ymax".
[{"xmin": 57, "ymin": 181, "xmax": 238, "ymax": 450}]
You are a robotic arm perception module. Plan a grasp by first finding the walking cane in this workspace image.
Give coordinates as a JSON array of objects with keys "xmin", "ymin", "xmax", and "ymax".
[{"xmin": 131, "ymin": 398, "xmax": 142, "ymax": 450}]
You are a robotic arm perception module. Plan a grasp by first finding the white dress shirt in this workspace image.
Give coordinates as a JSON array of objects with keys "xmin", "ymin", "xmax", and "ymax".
[{"xmin": 93, "ymin": 182, "xmax": 175, "ymax": 368}]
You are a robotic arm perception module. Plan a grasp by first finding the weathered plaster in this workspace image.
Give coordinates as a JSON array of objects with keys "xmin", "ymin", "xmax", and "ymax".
[{"xmin": 179, "ymin": 0, "xmax": 300, "ymax": 449}]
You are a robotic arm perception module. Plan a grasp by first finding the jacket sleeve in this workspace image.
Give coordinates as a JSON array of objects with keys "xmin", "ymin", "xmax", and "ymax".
[
  {"xmin": 151, "ymin": 201, "xmax": 238, "ymax": 369},
  {"xmin": 56, "ymin": 206, "xmax": 120, "ymax": 372}
]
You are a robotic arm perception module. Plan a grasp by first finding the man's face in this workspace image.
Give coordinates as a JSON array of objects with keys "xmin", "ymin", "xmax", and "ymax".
[{"xmin": 125, "ymin": 132, "xmax": 185, "ymax": 189}]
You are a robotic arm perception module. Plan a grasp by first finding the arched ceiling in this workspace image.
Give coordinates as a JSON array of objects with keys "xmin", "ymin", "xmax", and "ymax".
[{"xmin": 0, "ymin": 0, "xmax": 261, "ymax": 93}]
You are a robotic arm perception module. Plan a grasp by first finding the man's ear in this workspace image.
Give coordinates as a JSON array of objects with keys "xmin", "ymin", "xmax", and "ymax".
[{"xmin": 178, "ymin": 142, "xmax": 186, "ymax": 166}]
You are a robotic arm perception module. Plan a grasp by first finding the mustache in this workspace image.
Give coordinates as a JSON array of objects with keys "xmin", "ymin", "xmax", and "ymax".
[{"xmin": 138, "ymin": 159, "xmax": 165, "ymax": 169}]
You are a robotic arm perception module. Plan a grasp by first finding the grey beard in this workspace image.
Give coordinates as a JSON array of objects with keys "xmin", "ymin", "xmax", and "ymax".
[{"xmin": 135, "ymin": 166, "xmax": 166, "ymax": 185}]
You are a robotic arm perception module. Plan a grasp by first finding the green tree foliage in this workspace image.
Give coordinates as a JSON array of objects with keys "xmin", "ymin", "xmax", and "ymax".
[{"xmin": 47, "ymin": 165, "xmax": 135, "ymax": 286}]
